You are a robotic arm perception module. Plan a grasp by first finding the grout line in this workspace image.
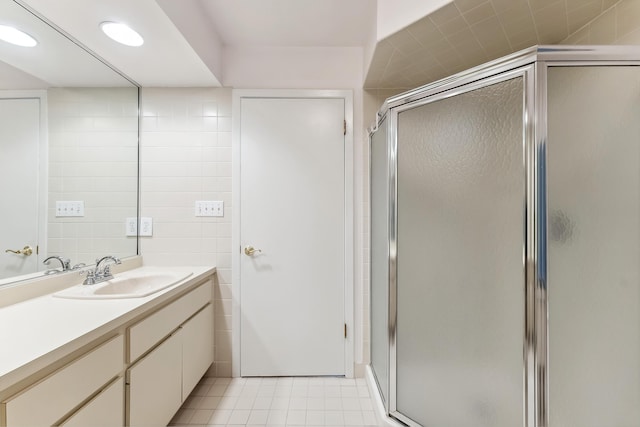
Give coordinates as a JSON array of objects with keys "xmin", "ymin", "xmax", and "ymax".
[{"xmin": 172, "ymin": 376, "xmax": 377, "ymax": 426}]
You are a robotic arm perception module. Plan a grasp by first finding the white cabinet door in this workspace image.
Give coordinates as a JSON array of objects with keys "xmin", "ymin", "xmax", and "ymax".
[
  {"xmin": 128, "ymin": 331, "xmax": 182, "ymax": 427},
  {"xmin": 61, "ymin": 377, "xmax": 124, "ymax": 427},
  {"xmin": 182, "ymin": 304, "xmax": 214, "ymax": 398},
  {"xmin": 129, "ymin": 282, "xmax": 211, "ymax": 362}
]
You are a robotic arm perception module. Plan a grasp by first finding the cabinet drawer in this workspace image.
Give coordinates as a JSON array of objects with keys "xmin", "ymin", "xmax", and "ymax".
[
  {"xmin": 129, "ymin": 281, "xmax": 211, "ymax": 362},
  {"xmin": 3, "ymin": 334, "xmax": 123, "ymax": 427},
  {"xmin": 61, "ymin": 377, "xmax": 124, "ymax": 427}
]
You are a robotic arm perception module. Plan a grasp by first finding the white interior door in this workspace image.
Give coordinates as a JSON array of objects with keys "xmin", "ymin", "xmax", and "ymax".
[
  {"xmin": 240, "ymin": 97, "xmax": 345, "ymax": 376},
  {"xmin": 0, "ymin": 98, "xmax": 41, "ymax": 279}
]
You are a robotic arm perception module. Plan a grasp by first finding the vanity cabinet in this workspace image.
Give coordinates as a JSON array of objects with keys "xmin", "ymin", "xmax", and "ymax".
[
  {"xmin": 61, "ymin": 377, "xmax": 124, "ymax": 427},
  {"xmin": 0, "ymin": 267, "xmax": 215, "ymax": 427},
  {"xmin": 127, "ymin": 281, "xmax": 214, "ymax": 426},
  {"xmin": 1, "ymin": 334, "xmax": 124, "ymax": 427}
]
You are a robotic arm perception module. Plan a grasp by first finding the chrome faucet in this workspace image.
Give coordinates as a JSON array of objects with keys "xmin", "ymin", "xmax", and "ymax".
[
  {"xmin": 82, "ymin": 256, "xmax": 121, "ymax": 285},
  {"xmin": 43, "ymin": 256, "xmax": 71, "ymax": 272}
]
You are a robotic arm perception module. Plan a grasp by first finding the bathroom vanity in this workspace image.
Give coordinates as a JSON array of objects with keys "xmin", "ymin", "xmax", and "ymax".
[{"xmin": 0, "ymin": 259, "xmax": 215, "ymax": 426}]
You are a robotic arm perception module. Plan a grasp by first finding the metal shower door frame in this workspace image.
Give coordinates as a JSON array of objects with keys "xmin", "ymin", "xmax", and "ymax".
[
  {"xmin": 369, "ymin": 45, "xmax": 640, "ymax": 427},
  {"xmin": 367, "ymin": 110, "xmax": 391, "ymax": 414},
  {"xmin": 386, "ymin": 65, "xmax": 536, "ymax": 427}
]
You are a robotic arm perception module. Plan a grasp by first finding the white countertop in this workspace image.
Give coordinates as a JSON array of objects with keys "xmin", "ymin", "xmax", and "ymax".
[{"xmin": 0, "ymin": 265, "xmax": 215, "ymax": 391}]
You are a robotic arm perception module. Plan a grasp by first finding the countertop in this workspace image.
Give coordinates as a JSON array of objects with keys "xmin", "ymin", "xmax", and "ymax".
[{"xmin": 0, "ymin": 265, "xmax": 215, "ymax": 392}]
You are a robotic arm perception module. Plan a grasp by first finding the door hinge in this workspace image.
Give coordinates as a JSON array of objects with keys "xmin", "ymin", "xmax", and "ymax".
[
  {"xmin": 343, "ymin": 119, "xmax": 346, "ymax": 136},
  {"xmin": 344, "ymin": 323, "xmax": 347, "ymax": 339}
]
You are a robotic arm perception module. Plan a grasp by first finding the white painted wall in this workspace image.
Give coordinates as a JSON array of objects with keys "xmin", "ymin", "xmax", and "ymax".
[
  {"xmin": 222, "ymin": 46, "xmax": 363, "ymax": 89},
  {"xmin": 376, "ymin": 0, "xmax": 452, "ymax": 40},
  {"xmin": 363, "ymin": 8, "xmax": 380, "ymax": 82},
  {"xmin": 156, "ymin": 0, "xmax": 224, "ymax": 86}
]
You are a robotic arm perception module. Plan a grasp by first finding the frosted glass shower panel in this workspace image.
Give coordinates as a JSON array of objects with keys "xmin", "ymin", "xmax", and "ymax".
[
  {"xmin": 547, "ymin": 66, "xmax": 640, "ymax": 427},
  {"xmin": 395, "ymin": 77, "xmax": 525, "ymax": 426},
  {"xmin": 370, "ymin": 117, "xmax": 390, "ymax": 405}
]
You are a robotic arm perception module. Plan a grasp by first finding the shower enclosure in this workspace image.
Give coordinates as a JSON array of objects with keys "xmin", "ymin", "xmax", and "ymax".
[{"xmin": 368, "ymin": 46, "xmax": 640, "ymax": 427}]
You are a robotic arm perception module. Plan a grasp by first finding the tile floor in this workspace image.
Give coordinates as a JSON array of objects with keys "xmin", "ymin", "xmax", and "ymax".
[{"xmin": 169, "ymin": 376, "xmax": 380, "ymax": 426}]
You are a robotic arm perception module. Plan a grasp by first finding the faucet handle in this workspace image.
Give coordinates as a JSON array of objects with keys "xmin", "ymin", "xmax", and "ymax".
[{"xmin": 80, "ymin": 269, "xmax": 97, "ymax": 285}]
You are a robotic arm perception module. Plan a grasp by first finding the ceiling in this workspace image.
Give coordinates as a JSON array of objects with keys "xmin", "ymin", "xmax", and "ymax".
[
  {"xmin": 0, "ymin": 0, "xmax": 135, "ymax": 88},
  {"xmin": 16, "ymin": 0, "xmax": 375, "ymax": 87},
  {"xmin": 21, "ymin": 0, "xmax": 221, "ymax": 86},
  {"xmin": 4, "ymin": 0, "xmax": 617, "ymax": 89},
  {"xmin": 198, "ymin": 0, "xmax": 374, "ymax": 47}
]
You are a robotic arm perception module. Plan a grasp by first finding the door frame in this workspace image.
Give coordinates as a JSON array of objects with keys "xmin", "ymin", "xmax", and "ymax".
[
  {"xmin": 232, "ymin": 89, "xmax": 354, "ymax": 378},
  {"xmin": 0, "ymin": 90, "xmax": 48, "ymax": 272}
]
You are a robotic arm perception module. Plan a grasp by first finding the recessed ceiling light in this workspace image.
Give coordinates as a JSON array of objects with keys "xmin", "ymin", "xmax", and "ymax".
[
  {"xmin": 0, "ymin": 25, "xmax": 37, "ymax": 47},
  {"xmin": 100, "ymin": 21, "xmax": 143, "ymax": 47}
]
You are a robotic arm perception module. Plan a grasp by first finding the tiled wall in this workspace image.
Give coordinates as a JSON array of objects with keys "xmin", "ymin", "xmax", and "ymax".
[
  {"xmin": 365, "ymin": 0, "xmax": 619, "ymax": 89},
  {"xmin": 47, "ymin": 87, "xmax": 138, "ymax": 268},
  {"xmin": 139, "ymin": 87, "xmax": 233, "ymax": 377},
  {"xmin": 140, "ymin": 87, "xmax": 371, "ymax": 377},
  {"xmin": 564, "ymin": 0, "xmax": 640, "ymax": 44}
]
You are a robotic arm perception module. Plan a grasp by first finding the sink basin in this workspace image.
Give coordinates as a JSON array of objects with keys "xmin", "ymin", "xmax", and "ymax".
[{"xmin": 53, "ymin": 271, "xmax": 193, "ymax": 300}]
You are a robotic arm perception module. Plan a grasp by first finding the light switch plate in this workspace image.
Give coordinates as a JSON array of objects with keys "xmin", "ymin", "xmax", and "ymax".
[
  {"xmin": 56, "ymin": 201, "xmax": 84, "ymax": 217},
  {"xmin": 195, "ymin": 201, "xmax": 224, "ymax": 217}
]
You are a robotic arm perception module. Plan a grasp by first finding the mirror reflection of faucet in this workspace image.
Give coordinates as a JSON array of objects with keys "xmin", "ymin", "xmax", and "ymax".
[
  {"xmin": 43, "ymin": 256, "xmax": 86, "ymax": 274},
  {"xmin": 43, "ymin": 256, "xmax": 70, "ymax": 274},
  {"xmin": 81, "ymin": 256, "xmax": 122, "ymax": 285}
]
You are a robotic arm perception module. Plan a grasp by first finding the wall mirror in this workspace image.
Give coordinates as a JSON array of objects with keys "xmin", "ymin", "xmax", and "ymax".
[{"xmin": 0, "ymin": 0, "xmax": 139, "ymax": 285}]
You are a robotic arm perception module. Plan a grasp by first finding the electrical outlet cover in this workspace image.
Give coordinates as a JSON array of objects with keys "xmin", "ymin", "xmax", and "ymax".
[
  {"xmin": 125, "ymin": 217, "xmax": 137, "ymax": 236},
  {"xmin": 140, "ymin": 217, "xmax": 153, "ymax": 236}
]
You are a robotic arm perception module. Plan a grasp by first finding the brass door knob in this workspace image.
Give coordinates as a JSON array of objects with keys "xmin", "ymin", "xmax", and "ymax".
[
  {"xmin": 5, "ymin": 245, "xmax": 33, "ymax": 256},
  {"xmin": 244, "ymin": 246, "xmax": 262, "ymax": 256}
]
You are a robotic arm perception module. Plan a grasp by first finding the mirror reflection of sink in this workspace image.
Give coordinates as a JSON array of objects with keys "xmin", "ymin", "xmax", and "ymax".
[{"xmin": 53, "ymin": 272, "xmax": 193, "ymax": 300}]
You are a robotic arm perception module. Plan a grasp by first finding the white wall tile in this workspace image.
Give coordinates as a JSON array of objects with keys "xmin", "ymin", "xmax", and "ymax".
[
  {"xmin": 140, "ymin": 88, "xmax": 233, "ymax": 376},
  {"xmin": 140, "ymin": 86, "xmax": 368, "ymax": 377},
  {"xmin": 47, "ymin": 87, "xmax": 138, "ymax": 267}
]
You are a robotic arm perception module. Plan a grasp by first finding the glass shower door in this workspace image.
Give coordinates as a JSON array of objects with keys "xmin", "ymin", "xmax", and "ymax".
[
  {"xmin": 394, "ymin": 75, "xmax": 526, "ymax": 426},
  {"xmin": 370, "ymin": 117, "xmax": 390, "ymax": 407},
  {"xmin": 547, "ymin": 66, "xmax": 640, "ymax": 427}
]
